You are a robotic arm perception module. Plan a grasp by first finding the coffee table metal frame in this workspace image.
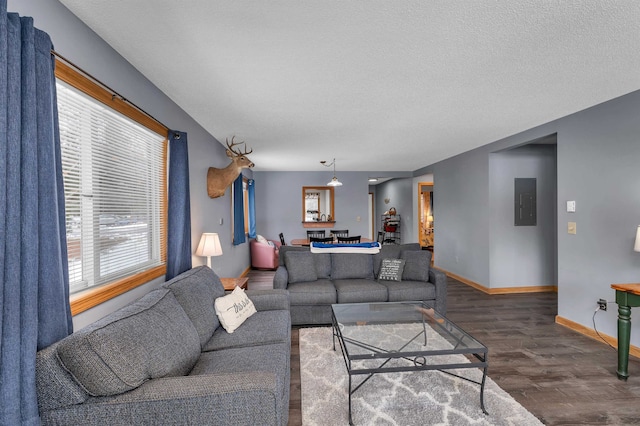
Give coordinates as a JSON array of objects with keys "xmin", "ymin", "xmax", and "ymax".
[{"xmin": 331, "ymin": 301, "xmax": 488, "ymax": 425}]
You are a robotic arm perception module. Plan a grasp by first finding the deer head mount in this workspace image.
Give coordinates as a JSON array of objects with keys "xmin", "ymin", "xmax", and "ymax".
[{"xmin": 207, "ymin": 136, "xmax": 254, "ymax": 198}]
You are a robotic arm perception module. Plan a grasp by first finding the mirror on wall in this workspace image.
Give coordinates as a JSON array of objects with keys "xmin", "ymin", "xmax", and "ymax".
[{"xmin": 302, "ymin": 186, "xmax": 335, "ymax": 223}]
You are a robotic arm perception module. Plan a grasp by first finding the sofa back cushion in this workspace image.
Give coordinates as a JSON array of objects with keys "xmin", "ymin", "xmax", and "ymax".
[
  {"xmin": 284, "ymin": 250, "xmax": 318, "ymax": 283},
  {"xmin": 331, "ymin": 253, "xmax": 374, "ymax": 279},
  {"xmin": 163, "ymin": 266, "xmax": 226, "ymax": 347},
  {"xmin": 279, "ymin": 245, "xmax": 330, "ymax": 274},
  {"xmin": 57, "ymin": 289, "xmax": 201, "ymax": 396},
  {"xmin": 313, "ymin": 253, "xmax": 332, "ymax": 278},
  {"xmin": 278, "ymin": 245, "xmax": 309, "ymax": 266}
]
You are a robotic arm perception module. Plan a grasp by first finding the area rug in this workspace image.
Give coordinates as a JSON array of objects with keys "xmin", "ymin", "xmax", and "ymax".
[{"xmin": 300, "ymin": 325, "xmax": 543, "ymax": 426}]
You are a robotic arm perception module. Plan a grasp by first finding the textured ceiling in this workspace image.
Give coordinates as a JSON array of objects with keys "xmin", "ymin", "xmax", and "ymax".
[{"xmin": 59, "ymin": 0, "xmax": 640, "ymax": 172}]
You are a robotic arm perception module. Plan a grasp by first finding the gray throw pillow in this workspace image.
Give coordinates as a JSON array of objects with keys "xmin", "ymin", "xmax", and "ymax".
[
  {"xmin": 401, "ymin": 250, "xmax": 431, "ymax": 282},
  {"xmin": 284, "ymin": 251, "xmax": 318, "ymax": 283},
  {"xmin": 378, "ymin": 258, "xmax": 406, "ymax": 281}
]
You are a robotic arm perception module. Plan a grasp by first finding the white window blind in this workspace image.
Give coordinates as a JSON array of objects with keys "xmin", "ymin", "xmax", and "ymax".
[{"xmin": 57, "ymin": 81, "xmax": 166, "ymax": 294}]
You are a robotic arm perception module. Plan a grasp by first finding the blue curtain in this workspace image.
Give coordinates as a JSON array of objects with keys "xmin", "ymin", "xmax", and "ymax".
[
  {"xmin": 233, "ymin": 174, "xmax": 246, "ymax": 245},
  {"xmin": 166, "ymin": 130, "xmax": 192, "ymax": 280},
  {"xmin": 1, "ymin": 2, "xmax": 73, "ymax": 424},
  {"xmin": 247, "ymin": 178, "xmax": 256, "ymax": 239}
]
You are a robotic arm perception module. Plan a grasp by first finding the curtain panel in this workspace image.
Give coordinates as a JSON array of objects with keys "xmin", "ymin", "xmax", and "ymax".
[
  {"xmin": 1, "ymin": 2, "xmax": 73, "ymax": 423},
  {"xmin": 166, "ymin": 130, "xmax": 192, "ymax": 280},
  {"xmin": 233, "ymin": 174, "xmax": 246, "ymax": 245},
  {"xmin": 248, "ymin": 178, "xmax": 256, "ymax": 239}
]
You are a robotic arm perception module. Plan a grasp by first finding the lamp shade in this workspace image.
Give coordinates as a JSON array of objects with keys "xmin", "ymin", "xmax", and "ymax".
[
  {"xmin": 635, "ymin": 225, "xmax": 640, "ymax": 252},
  {"xmin": 327, "ymin": 176, "xmax": 342, "ymax": 187},
  {"xmin": 195, "ymin": 233, "xmax": 223, "ymax": 258}
]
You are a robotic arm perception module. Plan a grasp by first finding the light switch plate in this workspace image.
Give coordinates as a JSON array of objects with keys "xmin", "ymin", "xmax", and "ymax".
[
  {"xmin": 568, "ymin": 222, "xmax": 576, "ymax": 234},
  {"xmin": 566, "ymin": 201, "xmax": 576, "ymax": 212}
]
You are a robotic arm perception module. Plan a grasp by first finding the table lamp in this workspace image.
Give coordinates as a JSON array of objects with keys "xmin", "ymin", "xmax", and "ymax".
[
  {"xmin": 195, "ymin": 233, "xmax": 223, "ymax": 268},
  {"xmin": 635, "ymin": 225, "xmax": 640, "ymax": 253}
]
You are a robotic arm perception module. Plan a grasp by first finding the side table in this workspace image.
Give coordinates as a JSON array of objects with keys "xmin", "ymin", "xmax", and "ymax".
[
  {"xmin": 221, "ymin": 277, "xmax": 249, "ymax": 291},
  {"xmin": 611, "ymin": 282, "xmax": 640, "ymax": 380}
]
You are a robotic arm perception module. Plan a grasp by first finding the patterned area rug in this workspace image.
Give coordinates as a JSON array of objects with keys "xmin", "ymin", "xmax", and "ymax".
[{"xmin": 300, "ymin": 325, "xmax": 543, "ymax": 426}]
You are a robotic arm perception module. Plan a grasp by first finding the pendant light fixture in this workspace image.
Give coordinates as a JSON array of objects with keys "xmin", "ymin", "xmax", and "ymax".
[{"xmin": 321, "ymin": 158, "xmax": 342, "ymax": 187}]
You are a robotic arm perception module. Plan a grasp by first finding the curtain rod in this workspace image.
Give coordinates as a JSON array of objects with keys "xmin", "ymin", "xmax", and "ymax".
[{"xmin": 51, "ymin": 49, "xmax": 173, "ymax": 135}]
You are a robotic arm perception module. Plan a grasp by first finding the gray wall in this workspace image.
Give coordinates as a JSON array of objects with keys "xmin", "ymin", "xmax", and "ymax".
[
  {"xmin": 9, "ymin": 0, "xmax": 250, "ymax": 329},
  {"xmin": 252, "ymin": 171, "xmax": 377, "ymax": 242},
  {"xmin": 430, "ymin": 147, "xmax": 492, "ymax": 285},
  {"xmin": 419, "ymin": 89, "xmax": 640, "ymax": 346},
  {"xmin": 489, "ymin": 144, "xmax": 557, "ymax": 288},
  {"xmin": 375, "ymin": 178, "xmax": 413, "ymax": 244}
]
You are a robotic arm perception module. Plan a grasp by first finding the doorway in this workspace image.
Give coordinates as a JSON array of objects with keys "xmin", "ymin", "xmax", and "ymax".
[{"xmin": 418, "ymin": 182, "xmax": 434, "ymax": 257}]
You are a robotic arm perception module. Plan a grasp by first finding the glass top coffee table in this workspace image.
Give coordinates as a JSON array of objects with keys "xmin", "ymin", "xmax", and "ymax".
[{"xmin": 331, "ymin": 301, "xmax": 488, "ymax": 425}]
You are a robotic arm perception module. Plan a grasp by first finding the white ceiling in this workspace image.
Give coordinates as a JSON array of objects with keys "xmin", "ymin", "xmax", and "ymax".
[{"xmin": 59, "ymin": 0, "xmax": 640, "ymax": 173}]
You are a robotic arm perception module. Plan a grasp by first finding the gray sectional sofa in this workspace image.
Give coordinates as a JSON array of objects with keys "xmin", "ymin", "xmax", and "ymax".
[
  {"xmin": 274, "ymin": 243, "xmax": 447, "ymax": 325},
  {"xmin": 36, "ymin": 266, "xmax": 291, "ymax": 426}
]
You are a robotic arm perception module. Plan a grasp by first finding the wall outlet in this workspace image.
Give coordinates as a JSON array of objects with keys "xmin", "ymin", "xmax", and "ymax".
[{"xmin": 597, "ymin": 298, "xmax": 607, "ymax": 311}]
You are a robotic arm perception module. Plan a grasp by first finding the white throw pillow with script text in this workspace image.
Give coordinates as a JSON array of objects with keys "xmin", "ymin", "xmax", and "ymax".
[{"xmin": 214, "ymin": 286, "xmax": 257, "ymax": 333}]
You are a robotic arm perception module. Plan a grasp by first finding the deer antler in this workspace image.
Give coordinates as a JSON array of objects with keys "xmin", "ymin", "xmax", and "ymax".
[{"xmin": 226, "ymin": 136, "xmax": 253, "ymax": 156}]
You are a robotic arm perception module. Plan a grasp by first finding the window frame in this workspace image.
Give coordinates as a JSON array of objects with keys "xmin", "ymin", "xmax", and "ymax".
[{"xmin": 55, "ymin": 60, "xmax": 169, "ymax": 316}]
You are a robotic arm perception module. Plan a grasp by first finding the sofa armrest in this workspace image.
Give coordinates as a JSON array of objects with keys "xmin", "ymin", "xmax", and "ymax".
[
  {"xmin": 246, "ymin": 289, "xmax": 290, "ymax": 311},
  {"xmin": 273, "ymin": 266, "xmax": 289, "ymax": 290},
  {"xmin": 429, "ymin": 268, "xmax": 447, "ymax": 315},
  {"xmin": 41, "ymin": 372, "xmax": 283, "ymax": 426}
]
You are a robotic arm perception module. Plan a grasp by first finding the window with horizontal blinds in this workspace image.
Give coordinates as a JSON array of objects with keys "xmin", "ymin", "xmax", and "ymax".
[{"xmin": 57, "ymin": 80, "xmax": 166, "ymax": 295}]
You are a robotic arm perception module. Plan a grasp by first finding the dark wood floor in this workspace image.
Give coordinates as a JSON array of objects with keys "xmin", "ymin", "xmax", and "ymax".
[{"xmin": 247, "ymin": 270, "xmax": 640, "ymax": 425}]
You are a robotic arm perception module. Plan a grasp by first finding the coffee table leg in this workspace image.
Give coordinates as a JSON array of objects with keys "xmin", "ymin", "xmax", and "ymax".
[
  {"xmin": 348, "ymin": 374, "xmax": 354, "ymax": 425},
  {"xmin": 480, "ymin": 366, "xmax": 488, "ymax": 415}
]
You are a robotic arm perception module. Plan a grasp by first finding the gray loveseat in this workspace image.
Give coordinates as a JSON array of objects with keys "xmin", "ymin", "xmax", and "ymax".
[
  {"xmin": 36, "ymin": 266, "xmax": 291, "ymax": 425},
  {"xmin": 274, "ymin": 243, "xmax": 446, "ymax": 325}
]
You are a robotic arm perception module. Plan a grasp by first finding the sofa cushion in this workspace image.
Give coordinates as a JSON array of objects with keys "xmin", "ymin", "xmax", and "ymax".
[
  {"xmin": 163, "ymin": 265, "xmax": 225, "ymax": 347},
  {"xmin": 401, "ymin": 250, "xmax": 431, "ymax": 282},
  {"xmin": 278, "ymin": 245, "xmax": 310, "ymax": 266},
  {"xmin": 189, "ymin": 342, "xmax": 290, "ymax": 410},
  {"xmin": 57, "ymin": 289, "xmax": 200, "ymax": 396},
  {"xmin": 333, "ymin": 279, "xmax": 388, "ymax": 303},
  {"xmin": 284, "ymin": 250, "xmax": 318, "ymax": 283},
  {"xmin": 331, "ymin": 253, "xmax": 374, "ymax": 280},
  {"xmin": 203, "ymin": 309, "xmax": 291, "ymax": 352},
  {"xmin": 380, "ymin": 280, "xmax": 436, "ymax": 302},
  {"xmin": 287, "ymin": 279, "xmax": 337, "ymax": 305},
  {"xmin": 313, "ymin": 253, "xmax": 332, "ymax": 279},
  {"xmin": 378, "ymin": 258, "xmax": 406, "ymax": 281},
  {"xmin": 215, "ymin": 286, "xmax": 257, "ymax": 333}
]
